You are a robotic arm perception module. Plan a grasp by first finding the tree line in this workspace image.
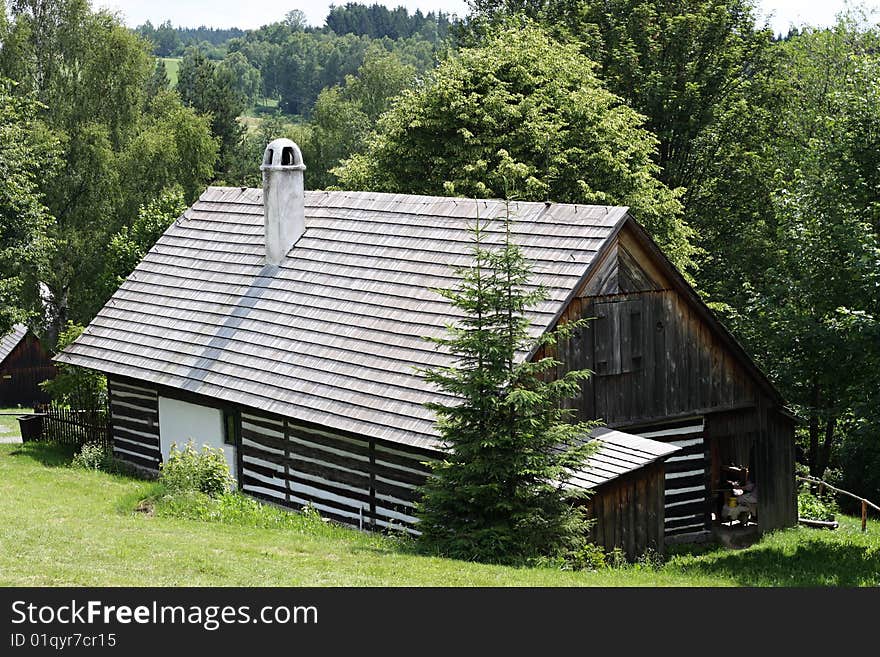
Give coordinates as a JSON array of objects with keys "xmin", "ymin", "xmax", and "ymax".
[{"xmin": 134, "ymin": 21, "xmax": 246, "ymax": 58}]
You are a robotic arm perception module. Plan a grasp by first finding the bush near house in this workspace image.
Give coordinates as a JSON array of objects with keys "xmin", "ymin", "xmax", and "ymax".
[{"xmin": 159, "ymin": 441, "xmax": 235, "ymax": 497}]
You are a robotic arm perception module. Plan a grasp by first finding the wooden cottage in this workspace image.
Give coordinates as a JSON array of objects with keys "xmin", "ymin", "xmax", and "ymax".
[
  {"xmin": 0, "ymin": 324, "xmax": 55, "ymax": 407},
  {"xmin": 56, "ymin": 139, "xmax": 796, "ymax": 556}
]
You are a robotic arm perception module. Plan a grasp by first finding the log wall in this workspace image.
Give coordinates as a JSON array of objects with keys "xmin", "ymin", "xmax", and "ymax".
[
  {"xmin": 107, "ymin": 378, "xmax": 162, "ymax": 470},
  {"xmin": 107, "ymin": 375, "xmax": 433, "ymax": 534},
  {"xmin": 238, "ymin": 409, "xmax": 433, "ymax": 534}
]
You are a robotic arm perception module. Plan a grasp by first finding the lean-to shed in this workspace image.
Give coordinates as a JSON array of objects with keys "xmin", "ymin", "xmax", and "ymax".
[{"xmin": 56, "ymin": 139, "xmax": 796, "ymax": 554}]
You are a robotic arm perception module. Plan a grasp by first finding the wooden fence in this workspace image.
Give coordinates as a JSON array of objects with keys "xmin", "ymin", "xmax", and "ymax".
[
  {"xmin": 798, "ymin": 475, "xmax": 879, "ymax": 533},
  {"xmin": 34, "ymin": 403, "xmax": 110, "ymax": 449}
]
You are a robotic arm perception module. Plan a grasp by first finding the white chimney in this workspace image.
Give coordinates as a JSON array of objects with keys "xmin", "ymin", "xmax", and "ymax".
[{"xmin": 261, "ymin": 138, "xmax": 306, "ymax": 265}]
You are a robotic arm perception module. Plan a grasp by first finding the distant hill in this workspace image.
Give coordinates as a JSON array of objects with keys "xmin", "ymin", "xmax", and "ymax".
[{"xmin": 134, "ymin": 3, "xmax": 456, "ymax": 59}]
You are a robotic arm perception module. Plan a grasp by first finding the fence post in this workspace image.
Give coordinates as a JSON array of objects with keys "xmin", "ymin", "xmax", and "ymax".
[{"xmin": 863, "ymin": 500, "xmax": 868, "ymax": 533}]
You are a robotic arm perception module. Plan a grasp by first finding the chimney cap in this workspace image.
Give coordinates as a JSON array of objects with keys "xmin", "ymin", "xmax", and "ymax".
[{"xmin": 261, "ymin": 138, "xmax": 306, "ymax": 171}]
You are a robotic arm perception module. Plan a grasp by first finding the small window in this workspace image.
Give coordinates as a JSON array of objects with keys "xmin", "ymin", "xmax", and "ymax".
[
  {"xmin": 223, "ymin": 410, "xmax": 239, "ymax": 447},
  {"xmin": 592, "ymin": 302, "xmax": 645, "ymax": 376}
]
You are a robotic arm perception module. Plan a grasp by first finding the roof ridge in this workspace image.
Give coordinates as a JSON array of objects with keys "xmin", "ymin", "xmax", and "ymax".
[{"xmin": 202, "ymin": 185, "xmax": 630, "ymax": 214}]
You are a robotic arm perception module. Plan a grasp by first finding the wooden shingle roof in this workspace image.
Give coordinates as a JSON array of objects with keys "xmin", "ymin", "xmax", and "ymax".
[
  {"xmin": 568, "ymin": 427, "xmax": 679, "ymax": 489},
  {"xmin": 0, "ymin": 324, "xmax": 28, "ymax": 365},
  {"xmin": 57, "ymin": 187, "xmax": 629, "ymax": 449}
]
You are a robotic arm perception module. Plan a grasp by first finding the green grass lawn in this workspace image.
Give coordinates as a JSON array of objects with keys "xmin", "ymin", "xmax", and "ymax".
[
  {"xmin": 0, "ymin": 407, "xmax": 27, "ymax": 439},
  {"xmin": 1, "ymin": 442, "xmax": 878, "ymax": 586}
]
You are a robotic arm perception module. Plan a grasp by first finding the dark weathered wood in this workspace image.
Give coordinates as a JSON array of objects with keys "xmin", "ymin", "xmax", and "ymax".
[
  {"xmin": 585, "ymin": 462, "xmax": 667, "ymax": 561},
  {"xmin": 239, "ymin": 442, "xmax": 286, "ymax": 467},
  {"xmin": 289, "ymin": 425, "xmax": 373, "ymax": 460},
  {"xmin": 241, "ymin": 426, "xmax": 287, "ymax": 452},
  {"xmin": 112, "ymin": 449, "xmax": 159, "ymax": 470},
  {"xmin": 287, "ymin": 472, "xmax": 373, "ymax": 507},
  {"xmin": 110, "ymin": 416, "xmax": 158, "ymax": 434},
  {"xmin": 369, "ymin": 438, "xmax": 377, "ymax": 528},
  {"xmin": 109, "ymin": 402, "xmax": 157, "ymax": 423},
  {"xmin": 288, "ymin": 439, "xmax": 370, "ymax": 475},
  {"xmin": 0, "ymin": 329, "xmax": 56, "ymax": 406},
  {"xmin": 240, "ymin": 455, "xmax": 282, "ymax": 480}
]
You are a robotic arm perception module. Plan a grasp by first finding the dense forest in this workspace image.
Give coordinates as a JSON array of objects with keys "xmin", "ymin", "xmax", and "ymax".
[{"xmin": 1, "ymin": 1, "xmax": 878, "ymax": 507}]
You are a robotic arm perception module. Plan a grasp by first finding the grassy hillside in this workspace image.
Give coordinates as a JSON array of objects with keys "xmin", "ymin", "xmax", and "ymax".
[
  {"xmin": 161, "ymin": 57, "xmax": 181, "ymax": 87},
  {"xmin": 1, "ymin": 442, "xmax": 877, "ymax": 586}
]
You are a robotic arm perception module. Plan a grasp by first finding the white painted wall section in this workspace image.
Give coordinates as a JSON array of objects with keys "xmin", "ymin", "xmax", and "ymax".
[{"xmin": 158, "ymin": 397, "xmax": 236, "ymax": 477}]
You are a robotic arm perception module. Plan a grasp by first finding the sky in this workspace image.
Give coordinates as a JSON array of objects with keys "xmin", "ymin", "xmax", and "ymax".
[{"xmin": 95, "ymin": 1, "xmax": 875, "ymax": 36}]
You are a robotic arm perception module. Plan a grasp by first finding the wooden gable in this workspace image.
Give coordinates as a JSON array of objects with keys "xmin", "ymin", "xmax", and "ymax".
[{"xmin": 549, "ymin": 216, "xmax": 785, "ymax": 428}]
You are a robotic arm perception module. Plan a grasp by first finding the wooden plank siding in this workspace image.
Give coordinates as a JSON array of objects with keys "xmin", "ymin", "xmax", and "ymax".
[
  {"xmin": 567, "ymin": 290, "xmax": 756, "ymax": 426},
  {"xmin": 0, "ymin": 331, "xmax": 55, "ymax": 407},
  {"xmin": 544, "ymin": 224, "xmax": 796, "ymax": 539},
  {"xmin": 586, "ymin": 461, "xmax": 666, "ymax": 560},
  {"xmin": 625, "ymin": 419, "xmax": 711, "ymax": 537}
]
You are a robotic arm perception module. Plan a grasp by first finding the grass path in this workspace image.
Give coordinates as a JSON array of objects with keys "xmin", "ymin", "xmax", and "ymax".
[
  {"xmin": 0, "ymin": 443, "xmax": 877, "ymax": 586},
  {"xmin": 0, "ymin": 407, "xmax": 25, "ymax": 441}
]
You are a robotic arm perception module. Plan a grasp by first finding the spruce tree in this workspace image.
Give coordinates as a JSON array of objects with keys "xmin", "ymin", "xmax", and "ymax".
[{"xmin": 417, "ymin": 201, "xmax": 599, "ymax": 564}]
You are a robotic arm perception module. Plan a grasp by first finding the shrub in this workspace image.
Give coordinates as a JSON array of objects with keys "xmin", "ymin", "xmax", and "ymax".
[
  {"xmin": 798, "ymin": 484, "xmax": 839, "ymax": 521},
  {"xmin": 159, "ymin": 441, "xmax": 234, "ymax": 497},
  {"xmin": 563, "ymin": 543, "xmax": 609, "ymax": 571},
  {"xmin": 72, "ymin": 442, "xmax": 113, "ymax": 471}
]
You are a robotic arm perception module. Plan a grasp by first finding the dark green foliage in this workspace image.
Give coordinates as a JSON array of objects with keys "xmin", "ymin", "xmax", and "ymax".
[
  {"xmin": 147, "ymin": 59, "xmax": 170, "ymax": 97},
  {"xmin": 797, "ymin": 484, "xmax": 839, "ymax": 522},
  {"xmin": 689, "ymin": 17, "xmax": 880, "ymax": 480},
  {"xmin": 177, "ymin": 46, "xmax": 246, "ymax": 174},
  {"xmin": 72, "ymin": 442, "xmax": 113, "ymax": 471},
  {"xmin": 416, "ymin": 198, "xmax": 599, "ymax": 564},
  {"xmin": 217, "ymin": 52, "xmax": 262, "ymax": 106},
  {"xmin": 326, "ymin": 3, "xmax": 455, "ymax": 41},
  {"xmin": 94, "ymin": 186, "xmax": 186, "ymax": 309},
  {"xmin": 839, "ymin": 428, "xmax": 880, "ymax": 512},
  {"xmin": 0, "ymin": 78, "xmax": 58, "ymax": 335},
  {"xmin": 135, "ymin": 20, "xmax": 245, "ymax": 58},
  {"xmin": 307, "ymin": 46, "xmax": 416, "ymax": 188},
  {"xmin": 40, "ymin": 322, "xmax": 106, "ymax": 409},
  {"xmin": 466, "ymin": 0, "xmax": 772, "ymax": 191},
  {"xmin": 225, "ymin": 18, "xmax": 439, "ymax": 118}
]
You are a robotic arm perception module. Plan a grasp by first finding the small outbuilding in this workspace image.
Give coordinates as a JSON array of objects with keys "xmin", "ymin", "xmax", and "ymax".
[
  {"xmin": 570, "ymin": 428, "xmax": 679, "ymax": 559},
  {"xmin": 56, "ymin": 138, "xmax": 796, "ymax": 557},
  {"xmin": 0, "ymin": 324, "xmax": 55, "ymax": 407}
]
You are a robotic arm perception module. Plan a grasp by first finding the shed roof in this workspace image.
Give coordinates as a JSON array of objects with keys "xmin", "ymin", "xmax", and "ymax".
[
  {"xmin": 568, "ymin": 427, "xmax": 680, "ymax": 489},
  {"xmin": 56, "ymin": 187, "xmax": 629, "ymax": 450},
  {"xmin": 0, "ymin": 324, "xmax": 28, "ymax": 365}
]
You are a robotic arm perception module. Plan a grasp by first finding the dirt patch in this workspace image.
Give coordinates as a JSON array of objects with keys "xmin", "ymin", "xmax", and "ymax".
[{"xmin": 135, "ymin": 499, "xmax": 155, "ymax": 516}]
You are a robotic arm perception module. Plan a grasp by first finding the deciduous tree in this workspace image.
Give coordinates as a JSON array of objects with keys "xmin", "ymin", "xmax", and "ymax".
[{"xmin": 336, "ymin": 21, "xmax": 695, "ymax": 271}]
